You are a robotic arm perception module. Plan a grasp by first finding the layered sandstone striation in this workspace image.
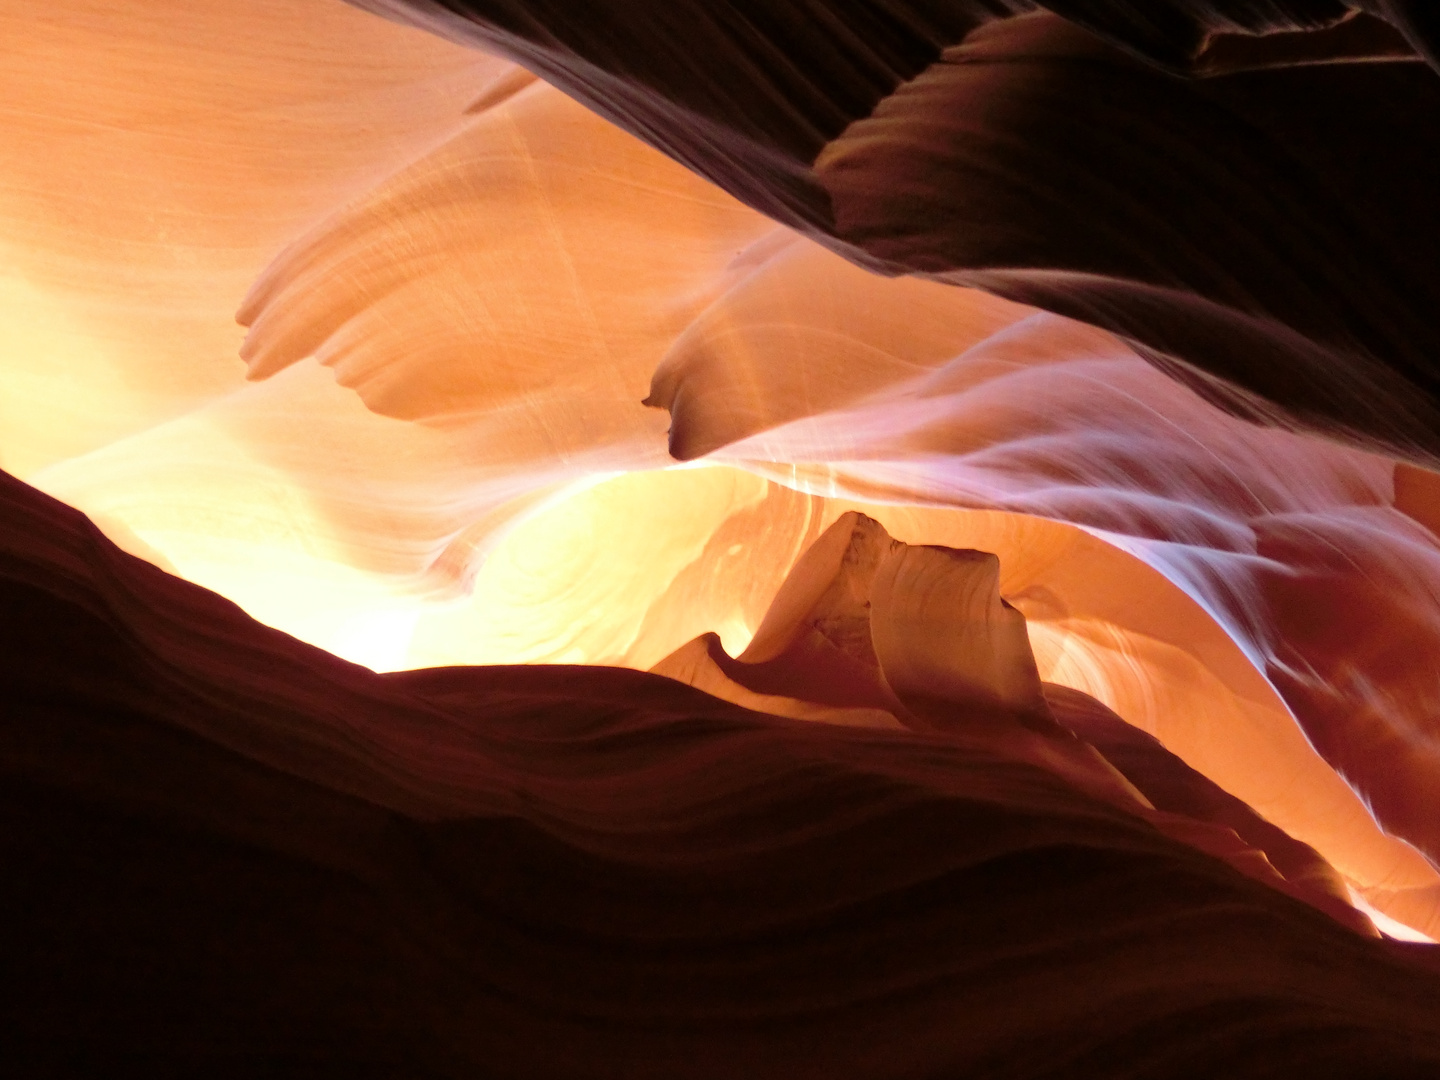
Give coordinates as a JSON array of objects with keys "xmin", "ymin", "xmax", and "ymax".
[
  {"xmin": 6, "ymin": 470, "xmax": 1440, "ymax": 1075},
  {"xmin": 6, "ymin": 1, "xmax": 1440, "ymax": 1071}
]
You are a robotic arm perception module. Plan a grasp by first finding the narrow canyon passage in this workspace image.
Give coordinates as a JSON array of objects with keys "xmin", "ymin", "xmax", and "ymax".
[{"xmin": 5, "ymin": 1, "xmax": 1440, "ymax": 1074}]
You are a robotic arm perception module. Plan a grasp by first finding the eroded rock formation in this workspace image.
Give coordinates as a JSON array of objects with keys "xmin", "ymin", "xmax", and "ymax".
[
  {"xmin": 6, "ymin": 0, "xmax": 1440, "ymax": 1072},
  {"xmin": 8, "ymin": 468, "xmax": 1440, "ymax": 1075},
  {"xmin": 655, "ymin": 512, "xmax": 1371, "ymax": 932},
  {"xmin": 357, "ymin": 0, "xmax": 1440, "ymax": 466}
]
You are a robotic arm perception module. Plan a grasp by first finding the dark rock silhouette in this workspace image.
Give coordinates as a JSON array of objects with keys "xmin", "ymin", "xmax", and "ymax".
[
  {"xmin": 5, "ymin": 472, "xmax": 1440, "ymax": 1075},
  {"xmin": 358, "ymin": 1, "xmax": 1440, "ymax": 465}
]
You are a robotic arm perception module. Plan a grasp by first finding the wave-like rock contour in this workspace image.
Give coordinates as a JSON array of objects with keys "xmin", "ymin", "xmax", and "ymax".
[
  {"xmin": 355, "ymin": 0, "xmax": 1440, "ymax": 466},
  {"xmin": 7, "ymin": 470, "xmax": 1440, "ymax": 1075}
]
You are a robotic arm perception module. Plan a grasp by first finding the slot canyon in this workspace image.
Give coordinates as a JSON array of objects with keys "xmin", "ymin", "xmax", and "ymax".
[{"xmin": 6, "ymin": 1, "xmax": 1440, "ymax": 1074}]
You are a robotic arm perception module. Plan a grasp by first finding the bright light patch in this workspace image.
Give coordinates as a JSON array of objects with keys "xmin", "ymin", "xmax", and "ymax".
[{"xmin": 1348, "ymin": 889, "xmax": 1436, "ymax": 943}]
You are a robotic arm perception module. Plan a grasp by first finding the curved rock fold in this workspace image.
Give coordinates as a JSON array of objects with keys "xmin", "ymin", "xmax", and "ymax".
[{"xmin": 6, "ymin": 0, "xmax": 1440, "ymax": 1072}]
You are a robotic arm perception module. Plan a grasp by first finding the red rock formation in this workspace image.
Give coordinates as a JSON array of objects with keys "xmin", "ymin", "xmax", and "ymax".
[
  {"xmin": 656, "ymin": 512, "xmax": 1372, "ymax": 932},
  {"xmin": 358, "ymin": 0, "xmax": 1440, "ymax": 465},
  {"xmin": 8, "ymin": 469, "xmax": 1440, "ymax": 1075},
  {"xmin": 6, "ymin": 2, "xmax": 1440, "ymax": 1072}
]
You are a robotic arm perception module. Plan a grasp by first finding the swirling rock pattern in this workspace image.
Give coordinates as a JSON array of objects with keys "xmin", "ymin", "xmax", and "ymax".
[
  {"xmin": 7, "ymin": 469, "xmax": 1440, "ymax": 1075},
  {"xmin": 654, "ymin": 512, "xmax": 1370, "ymax": 930},
  {"xmin": 6, "ymin": 0, "xmax": 1440, "ymax": 1072},
  {"xmin": 358, "ymin": 0, "xmax": 1440, "ymax": 465}
]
